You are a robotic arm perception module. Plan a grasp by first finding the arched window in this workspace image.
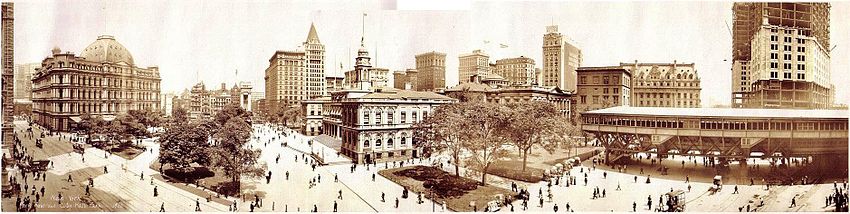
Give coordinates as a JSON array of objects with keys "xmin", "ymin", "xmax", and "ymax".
[
  {"xmin": 375, "ymin": 139, "xmax": 382, "ymax": 147},
  {"xmin": 363, "ymin": 110, "xmax": 370, "ymax": 124},
  {"xmin": 388, "ymin": 139, "xmax": 394, "ymax": 147},
  {"xmin": 363, "ymin": 140, "xmax": 370, "ymax": 148},
  {"xmin": 401, "ymin": 134, "xmax": 408, "ymax": 146}
]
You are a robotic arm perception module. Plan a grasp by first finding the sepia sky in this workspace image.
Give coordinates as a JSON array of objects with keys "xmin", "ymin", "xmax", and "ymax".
[{"xmin": 10, "ymin": 0, "xmax": 850, "ymax": 106}]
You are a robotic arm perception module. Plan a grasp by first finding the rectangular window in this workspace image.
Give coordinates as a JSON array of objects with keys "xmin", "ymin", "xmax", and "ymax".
[
  {"xmin": 613, "ymin": 88, "xmax": 619, "ymax": 94},
  {"xmin": 770, "ymin": 71, "xmax": 778, "ymax": 79},
  {"xmin": 784, "ymin": 54, "xmax": 791, "ymax": 61},
  {"xmin": 400, "ymin": 112, "xmax": 406, "ymax": 123},
  {"xmin": 375, "ymin": 112, "xmax": 382, "ymax": 125},
  {"xmin": 783, "ymin": 72, "xmax": 792, "ymax": 79},
  {"xmin": 770, "ymin": 62, "xmax": 778, "ymax": 69},
  {"xmin": 603, "ymin": 76, "xmax": 609, "ymax": 84},
  {"xmin": 770, "ymin": 44, "xmax": 778, "ymax": 50},
  {"xmin": 387, "ymin": 112, "xmax": 393, "ymax": 124},
  {"xmin": 603, "ymin": 88, "xmax": 609, "ymax": 94},
  {"xmin": 412, "ymin": 111, "xmax": 418, "ymax": 123},
  {"xmin": 784, "ymin": 63, "xmax": 792, "ymax": 70},
  {"xmin": 580, "ymin": 95, "xmax": 586, "ymax": 104},
  {"xmin": 770, "ymin": 53, "xmax": 778, "ymax": 59},
  {"xmin": 363, "ymin": 111, "xmax": 370, "ymax": 124},
  {"xmin": 784, "ymin": 45, "xmax": 792, "ymax": 51}
]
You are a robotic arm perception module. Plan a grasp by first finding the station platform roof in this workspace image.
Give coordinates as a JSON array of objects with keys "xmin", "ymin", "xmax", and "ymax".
[{"xmin": 585, "ymin": 106, "xmax": 848, "ymax": 119}]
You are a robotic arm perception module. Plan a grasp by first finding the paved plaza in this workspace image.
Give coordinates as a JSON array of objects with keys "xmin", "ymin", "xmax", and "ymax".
[{"xmin": 2, "ymin": 119, "xmax": 846, "ymax": 212}]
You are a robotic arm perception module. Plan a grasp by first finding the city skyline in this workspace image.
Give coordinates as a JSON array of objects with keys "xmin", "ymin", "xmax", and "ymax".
[{"xmin": 9, "ymin": 0, "xmax": 850, "ymax": 106}]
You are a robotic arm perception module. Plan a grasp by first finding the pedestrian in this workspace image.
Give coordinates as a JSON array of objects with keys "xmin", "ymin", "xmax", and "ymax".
[
  {"xmin": 381, "ymin": 192, "xmax": 385, "ymax": 202},
  {"xmin": 686, "ymin": 176, "xmax": 689, "ymax": 183},
  {"xmin": 733, "ymin": 185, "xmax": 739, "ymax": 194},
  {"xmin": 539, "ymin": 197, "xmax": 544, "ymax": 207},
  {"xmin": 141, "ymin": 171, "xmax": 145, "ymax": 180},
  {"xmin": 160, "ymin": 202, "xmax": 165, "ymax": 212},
  {"xmin": 372, "ymin": 173, "xmax": 376, "ymax": 181},
  {"xmin": 154, "ymin": 186, "xmax": 158, "ymax": 197},
  {"xmin": 338, "ymin": 190, "xmax": 343, "ymax": 200},
  {"xmin": 286, "ymin": 171, "xmax": 289, "ymax": 180},
  {"xmin": 250, "ymin": 202, "xmax": 255, "ymax": 212},
  {"xmin": 791, "ymin": 196, "xmax": 797, "ymax": 207},
  {"xmin": 196, "ymin": 198, "xmax": 201, "ymax": 211},
  {"xmin": 554, "ymin": 203, "xmax": 559, "ymax": 212},
  {"xmin": 85, "ymin": 185, "xmax": 90, "ymax": 196},
  {"xmin": 633, "ymin": 201, "xmax": 636, "ymax": 212},
  {"xmin": 395, "ymin": 197, "xmax": 399, "ymax": 208},
  {"xmin": 335, "ymin": 173, "xmax": 338, "ymax": 182},
  {"xmin": 333, "ymin": 201, "xmax": 338, "ymax": 212},
  {"xmin": 634, "ymin": 175, "xmax": 638, "ymax": 183}
]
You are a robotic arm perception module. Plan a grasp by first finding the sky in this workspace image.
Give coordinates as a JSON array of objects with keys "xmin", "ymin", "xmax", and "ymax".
[{"xmin": 9, "ymin": 0, "xmax": 850, "ymax": 107}]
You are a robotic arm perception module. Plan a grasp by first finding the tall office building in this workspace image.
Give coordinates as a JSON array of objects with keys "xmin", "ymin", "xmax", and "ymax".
[
  {"xmin": 542, "ymin": 25, "xmax": 582, "ymax": 92},
  {"xmin": 304, "ymin": 23, "xmax": 326, "ymax": 98},
  {"xmin": 458, "ymin": 50, "xmax": 490, "ymax": 84},
  {"xmin": 2, "ymin": 2, "xmax": 14, "ymax": 145},
  {"xmin": 730, "ymin": 3, "xmax": 831, "ymax": 109},
  {"xmin": 494, "ymin": 56, "xmax": 536, "ymax": 86},
  {"xmin": 14, "ymin": 63, "xmax": 39, "ymax": 103},
  {"xmin": 414, "ymin": 51, "xmax": 447, "ymax": 91},
  {"xmin": 265, "ymin": 24, "xmax": 325, "ymax": 109}
]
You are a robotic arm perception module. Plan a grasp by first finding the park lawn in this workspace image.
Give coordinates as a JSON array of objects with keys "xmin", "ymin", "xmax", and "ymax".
[
  {"xmin": 488, "ymin": 160, "xmax": 546, "ymax": 183},
  {"xmin": 380, "ymin": 166, "xmax": 517, "ymax": 212}
]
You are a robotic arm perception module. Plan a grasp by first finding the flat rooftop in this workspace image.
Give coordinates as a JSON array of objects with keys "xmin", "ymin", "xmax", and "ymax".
[{"xmin": 585, "ymin": 106, "xmax": 849, "ymax": 119}]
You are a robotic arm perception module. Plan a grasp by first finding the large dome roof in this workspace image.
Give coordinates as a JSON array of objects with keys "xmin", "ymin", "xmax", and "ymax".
[{"xmin": 80, "ymin": 35, "xmax": 135, "ymax": 65}]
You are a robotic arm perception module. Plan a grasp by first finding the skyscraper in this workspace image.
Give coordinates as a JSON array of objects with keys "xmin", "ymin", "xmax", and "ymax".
[
  {"xmin": 542, "ymin": 25, "xmax": 582, "ymax": 92},
  {"xmin": 414, "ymin": 51, "xmax": 447, "ymax": 91},
  {"xmin": 304, "ymin": 23, "xmax": 326, "ymax": 98}
]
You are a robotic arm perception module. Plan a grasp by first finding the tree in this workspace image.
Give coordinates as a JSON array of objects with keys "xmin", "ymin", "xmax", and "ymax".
[
  {"xmin": 461, "ymin": 101, "xmax": 511, "ymax": 185},
  {"xmin": 208, "ymin": 103, "xmax": 265, "ymax": 193},
  {"xmin": 159, "ymin": 121, "xmax": 211, "ymax": 177},
  {"xmin": 171, "ymin": 107, "xmax": 189, "ymax": 126},
  {"xmin": 504, "ymin": 101, "xmax": 576, "ymax": 172},
  {"xmin": 412, "ymin": 103, "xmax": 467, "ymax": 176}
]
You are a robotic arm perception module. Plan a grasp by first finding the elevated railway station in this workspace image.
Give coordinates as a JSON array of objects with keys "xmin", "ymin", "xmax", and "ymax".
[{"xmin": 581, "ymin": 107, "xmax": 848, "ymax": 174}]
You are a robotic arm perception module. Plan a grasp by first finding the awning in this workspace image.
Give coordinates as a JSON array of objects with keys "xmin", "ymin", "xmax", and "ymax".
[{"xmin": 69, "ymin": 116, "xmax": 83, "ymax": 123}]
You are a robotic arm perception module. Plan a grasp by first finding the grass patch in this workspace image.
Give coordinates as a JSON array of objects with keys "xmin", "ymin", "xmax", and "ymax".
[
  {"xmin": 488, "ymin": 160, "xmax": 545, "ymax": 183},
  {"xmin": 380, "ymin": 166, "xmax": 518, "ymax": 212},
  {"xmin": 109, "ymin": 144, "xmax": 145, "ymax": 160}
]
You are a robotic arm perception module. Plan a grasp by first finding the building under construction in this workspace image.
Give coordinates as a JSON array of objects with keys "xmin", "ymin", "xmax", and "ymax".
[{"xmin": 730, "ymin": 2, "xmax": 834, "ymax": 109}]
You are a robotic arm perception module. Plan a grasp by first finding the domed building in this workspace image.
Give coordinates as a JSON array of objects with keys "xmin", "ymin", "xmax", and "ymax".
[{"xmin": 31, "ymin": 35, "xmax": 161, "ymax": 131}]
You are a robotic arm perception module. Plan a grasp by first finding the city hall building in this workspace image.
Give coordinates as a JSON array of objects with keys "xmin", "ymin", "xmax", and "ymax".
[
  {"xmin": 31, "ymin": 35, "xmax": 161, "ymax": 131},
  {"xmin": 316, "ymin": 36, "xmax": 455, "ymax": 164}
]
